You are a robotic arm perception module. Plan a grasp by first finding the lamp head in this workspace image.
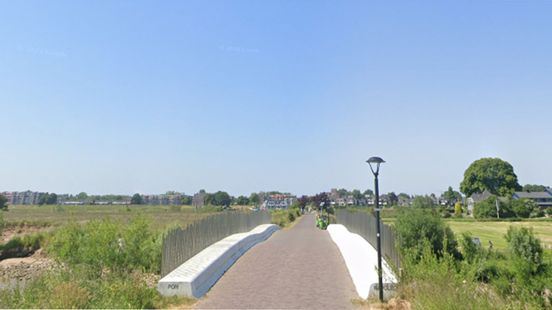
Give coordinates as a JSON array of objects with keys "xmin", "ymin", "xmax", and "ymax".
[
  {"xmin": 366, "ymin": 156, "xmax": 385, "ymax": 175},
  {"xmin": 366, "ymin": 157, "xmax": 385, "ymax": 164}
]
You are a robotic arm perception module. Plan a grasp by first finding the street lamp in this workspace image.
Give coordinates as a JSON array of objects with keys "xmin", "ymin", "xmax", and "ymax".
[{"xmin": 367, "ymin": 156, "xmax": 385, "ymax": 302}]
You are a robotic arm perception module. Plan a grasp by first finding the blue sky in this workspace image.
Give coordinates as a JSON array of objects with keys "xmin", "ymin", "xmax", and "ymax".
[{"xmin": 1, "ymin": 1, "xmax": 551, "ymax": 196}]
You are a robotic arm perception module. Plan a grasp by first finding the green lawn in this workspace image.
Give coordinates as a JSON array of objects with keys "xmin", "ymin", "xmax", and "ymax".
[
  {"xmin": 383, "ymin": 218, "xmax": 552, "ymax": 251},
  {"xmin": 2, "ymin": 204, "xmax": 214, "ymax": 230},
  {"xmin": 445, "ymin": 220, "xmax": 552, "ymax": 251}
]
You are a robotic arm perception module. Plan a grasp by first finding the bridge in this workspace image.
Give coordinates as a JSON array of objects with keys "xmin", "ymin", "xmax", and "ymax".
[
  {"xmin": 159, "ymin": 212, "xmax": 398, "ymax": 309},
  {"xmin": 195, "ymin": 214, "xmax": 357, "ymax": 309}
]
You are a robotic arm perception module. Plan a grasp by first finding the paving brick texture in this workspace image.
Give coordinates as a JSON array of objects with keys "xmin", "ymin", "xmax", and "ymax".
[{"xmin": 195, "ymin": 214, "xmax": 357, "ymax": 309}]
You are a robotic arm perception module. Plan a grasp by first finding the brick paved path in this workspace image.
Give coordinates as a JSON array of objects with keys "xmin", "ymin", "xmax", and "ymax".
[{"xmin": 195, "ymin": 214, "xmax": 357, "ymax": 309}]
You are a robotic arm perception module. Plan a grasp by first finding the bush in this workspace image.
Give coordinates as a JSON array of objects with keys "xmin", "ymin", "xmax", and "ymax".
[
  {"xmin": 505, "ymin": 226, "xmax": 544, "ymax": 275},
  {"xmin": 474, "ymin": 196, "xmax": 514, "ymax": 219},
  {"xmin": 47, "ymin": 216, "xmax": 160, "ymax": 274},
  {"xmin": 287, "ymin": 211, "xmax": 295, "ymax": 222},
  {"xmin": 530, "ymin": 209, "xmax": 545, "ymax": 218},
  {"xmin": 271, "ymin": 209, "xmax": 301, "ymax": 227},
  {"xmin": 546, "ymin": 207, "xmax": 552, "ymax": 216},
  {"xmin": 411, "ymin": 195, "xmax": 436, "ymax": 208},
  {"xmin": 395, "ymin": 208, "xmax": 461, "ymax": 260},
  {"xmin": 0, "ymin": 268, "xmax": 160, "ymax": 309},
  {"xmin": 454, "ymin": 202, "xmax": 462, "ymax": 217},
  {"xmin": 459, "ymin": 233, "xmax": 480, "ymax": 264},
  {"xmin": 400, "ymin": 243, "xmax": 508, "ymax": 310},
  {"xmin": 510, "ymin": 198, "xmax": 535, "ymax": 218}
]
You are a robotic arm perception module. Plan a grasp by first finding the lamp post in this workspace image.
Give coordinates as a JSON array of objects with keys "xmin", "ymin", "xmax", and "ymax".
[{"xmin": 367, "ymin": 156, "xmax": 385, "ymax": 302}]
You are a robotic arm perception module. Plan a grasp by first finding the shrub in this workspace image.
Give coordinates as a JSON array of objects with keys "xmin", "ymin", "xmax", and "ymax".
[
  {"xmin": 47, "ymin": 216, "xmax": 160, "ymax": 274},
  {"xmin": 459, "ymin": 232, "xmax": 480, "ymax": 264},
  {"xmin": 395, "ymin": 208, "xmax": 461, "ymax": 260},
  {"xmin": 530, "ymin": 209, "xmax": 545, "ymax": 218},
  {"xmin": 474, "ymin": 261, "xmax": 500, "ymax": 283},
  {"xmin": 0, "ymin": 268, "xmax": 160, "ymax": 309},
  {"xmin": 270, "ymin": 209, "xmax": 300, "ymax": 227},
  {"xmin": 50, "ymin": 282, "xmax": 91, "ymax": 309},
  {"xmin": 400, "ymin": 243, "xmax": 508, "ymax": 309},
  {"xmin": 454, "ymin": 202, "xmax": 462, "ymax": 217},
  {"xmin": 546, "ymin": 207, "xmax": 552, "ymax": 216},
  {"xmin": 287, "ymin": 210, "xmax": 295, "ymax": 222},
  {"xmin": 0, "ymin": 194, "xmax": 7, "ymax": 211},
  {"xmin": 505, "ymin": 226, "xmax": 544, "ymax": 275},
  {"xmin": 411, "ymin": 195, "xmax": 436, "ymax": 208},
  {"xmin": 474, "ymin": 196, "xmax": 514, "ymax": 219},
  {"xmin": 510, "ymin": 198, "xmax": 535, "ymax": 218}
]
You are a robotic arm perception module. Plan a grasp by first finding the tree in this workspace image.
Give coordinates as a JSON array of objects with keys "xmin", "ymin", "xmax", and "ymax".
[
  {"xmin": 473, "ymin": 196, "xmax": 514, "ymax": 219},
  {"xmin": 387, "ymin": 192, "xmax": 398, "ymax": 206},
  {"xmin": 235, "ymin": 195, "xmax": 249, "ymax": 205},
  {"xmin": 249, "ymin": 193, "xmax": 260, "ymax": 206},
  {"xmin": 0, "ymin": 194, "xmax": 7, "ymax": 211},
  {"xmin": 77, "ymin": 192, "xmax": 88, "ymax": 201},
  {"xmin": 510, "ymin": 198, "xmax": 536, "ymax": 218},
  {"xmin": 181, "ymin": 195, "xmax": 192, "ymax": 205},
  {"xmin": 443, "ymin": 186, "xmax": 462, "ymax": 207},
  {"xmin": 337, "ymin": 188, "xmax": 349, "ymax": 197},
  {"xmin": 363, "ymin": 189, "xmax": 374, "ymax": 196},
  {"xmin": 351, "ymin": 189, "xmax": 363, "ymax": 200},
  {"xmin": 411, "ymin": 195, "xmax": 436, "ymax": 208},
  {"xmin": 298, "ymin": 196, "xmax": 309, "ymax": 208},
  {"xmin": 398, "ymin": 193, "xmax": 410, "ymax": 201},
  {"xmin": 46, "ymin": 193, "xmax": 58, "ymax": 205},
  {"xmin": 311, "ymin": 192, "xmax": 330, "ymax": 209},
  {"xmin": 460, "ymin": 158, "xmax": 521, "ymax": 197},
  {"xmin": 206, "ymin": 191, "xmax": 231, "ymax": 207},
  {"xmin": 522, "ymin": 184, "xmax": 547, "ymax": 192},
  {"xmin": 131, "ymin": 193, "xmax": 143, "ymax": 205}
]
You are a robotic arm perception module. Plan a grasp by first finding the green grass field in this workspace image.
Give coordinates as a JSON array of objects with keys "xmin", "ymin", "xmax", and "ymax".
[
  {"xmin": 384, "ymin": 217, "xmax": 552, "ymax": 251},
  {"xmin": 2, "ymin": 204, "xmax": 214, "ymax": 231},
  {"xmin": 445, "ymin": 220, "xmax": 552, "ymax": 251}
]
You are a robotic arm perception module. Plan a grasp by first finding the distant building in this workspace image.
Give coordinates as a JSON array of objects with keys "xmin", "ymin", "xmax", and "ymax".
[
  {"xmin": 142, "ymin": 194, "xmax": 183, "ymax": 205},
  {"xmin": 466, "ymin": 190, "xmax": 493, "ymax": 216},
  {"xmin": 1, "ymin": 191, "xmax": 47, "ymax": 205},
  {"xmin": 512, "ymin": 188, "xmax": 552, "ymax": 209},
  {"xmin": 261, "ymin": 194, "xmax": 296, "ymax": 209},
  {"xmin": 192, "ymin": 191, "xmax": 206, "ymax": 208}
]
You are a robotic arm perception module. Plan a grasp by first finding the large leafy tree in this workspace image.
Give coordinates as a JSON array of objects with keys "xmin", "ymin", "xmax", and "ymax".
[
  {"xmin": 248, "ymin": 193, "xmax": 260, "ymax": 206},
  {"xmin": 130, "ymin": 193, "xmax": 143, "ymax": 205},
  {"xmin": 206, "ymin": 191, "xmax": 232, "ymax": 207},
  {"xmin": 460, "ymin": 158, "xmax": 521, "ymax": 197}
]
